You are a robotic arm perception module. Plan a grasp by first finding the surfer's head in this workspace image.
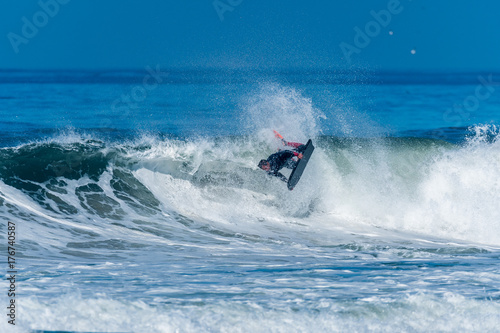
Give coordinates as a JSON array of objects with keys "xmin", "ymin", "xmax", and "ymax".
[{"xmin": 258, "ymin": 159, "xmax": 270, "ymax": 171}]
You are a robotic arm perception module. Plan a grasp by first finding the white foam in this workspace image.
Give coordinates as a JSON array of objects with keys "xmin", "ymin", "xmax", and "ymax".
[
  {"xmin": 11, "ymin": 293, "xmax": 500, "ymax": 333},
  {"xmin": 313, "ymin": 125, "xmax": 500, "ymax": 246}
]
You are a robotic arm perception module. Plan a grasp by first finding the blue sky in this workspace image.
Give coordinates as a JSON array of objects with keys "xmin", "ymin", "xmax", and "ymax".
[{"xmin": 1, "ymin": 0, "xmax": 499, "ymax": 71}]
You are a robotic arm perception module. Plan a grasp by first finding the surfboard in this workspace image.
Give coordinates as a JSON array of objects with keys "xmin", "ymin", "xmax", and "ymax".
[{"xmin": 287, "ymin": 139, "xmax": 314, "ymax": 190}]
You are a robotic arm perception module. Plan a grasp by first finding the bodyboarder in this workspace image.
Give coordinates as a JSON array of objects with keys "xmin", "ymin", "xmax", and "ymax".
[{"xmin": 257, "ymin": 132, "xmax": 306, "ymax": 183}]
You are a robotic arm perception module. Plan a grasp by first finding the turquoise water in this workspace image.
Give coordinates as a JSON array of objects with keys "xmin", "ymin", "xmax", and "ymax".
[{"xmin": 1, "ymin": 70, "xmax": 500, "ymax": 332}]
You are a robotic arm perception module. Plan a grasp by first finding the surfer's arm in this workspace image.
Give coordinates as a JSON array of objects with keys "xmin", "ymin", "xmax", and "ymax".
[
  {"xmin": 285, "ymin": 141, "xmax": 303, "ymax": 148},
  {"xmin": 275, "ymin": 172, "xmax": 288, "ymax": 182},
  {"xmin": 279, "ymin": 139, "xmax": 303, "ymax": 149},
  {"xmin": 268, "ymin": 171, "xmax": 288, "ymax": 182},
  {"xmin": 278, "ymin": 141, "xmax": 305, "ymax": 159}
]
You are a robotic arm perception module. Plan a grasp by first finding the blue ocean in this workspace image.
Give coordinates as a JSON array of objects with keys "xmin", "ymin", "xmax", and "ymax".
[{"xmin": 1, "ymin": 70, "xmax": 500, "ymax": 332}]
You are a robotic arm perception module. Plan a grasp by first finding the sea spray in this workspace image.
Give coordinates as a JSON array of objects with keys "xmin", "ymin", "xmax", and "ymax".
[{"xmin": 242, "ymin": 83, "xmax": 325, "ymax": 143}]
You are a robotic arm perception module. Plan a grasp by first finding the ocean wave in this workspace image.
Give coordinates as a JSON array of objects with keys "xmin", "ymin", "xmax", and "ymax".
[{"xmin": 0, "ymin": 125, "xmax": 499, "ymax": 248}]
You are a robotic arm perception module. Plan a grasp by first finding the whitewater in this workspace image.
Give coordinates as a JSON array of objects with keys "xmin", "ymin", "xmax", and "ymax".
[{"xmin": 1, "ymin": 72, "xmax": 500, "ymax": 332}]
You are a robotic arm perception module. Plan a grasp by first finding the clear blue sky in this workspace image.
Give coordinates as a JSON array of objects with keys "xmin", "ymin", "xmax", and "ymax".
[{"xmin": 1, "ymin": 0, "xmax": 499, "ymax": 71}]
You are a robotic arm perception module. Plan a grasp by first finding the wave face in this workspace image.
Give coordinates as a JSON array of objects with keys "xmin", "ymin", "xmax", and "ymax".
[
  {"xmin": 2, "ymin": 125, "xmax": 500, "ymax": 248},
  {"xmin": 2, "ymin": 82, "xmax": 500, "ymax": 332}
]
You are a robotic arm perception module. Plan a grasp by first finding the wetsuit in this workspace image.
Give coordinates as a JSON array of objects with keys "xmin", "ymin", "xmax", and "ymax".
[{"xmin": 265, "ymin": 142, "xmax": 306, "ymax": 182}]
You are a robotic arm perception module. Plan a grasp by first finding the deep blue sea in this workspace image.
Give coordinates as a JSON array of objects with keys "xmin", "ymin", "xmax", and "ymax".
[{"xmin": 1, "ymin": 70, "xmax": 500, "ymax": 332}]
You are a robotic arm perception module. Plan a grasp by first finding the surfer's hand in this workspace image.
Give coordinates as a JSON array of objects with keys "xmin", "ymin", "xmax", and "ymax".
[{"xmin": 298, "ymin": 153, "xmax": 303, "ymax": 159}]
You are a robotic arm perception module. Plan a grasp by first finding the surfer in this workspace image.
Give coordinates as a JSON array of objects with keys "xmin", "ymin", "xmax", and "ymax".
[{"xmin": 258, "ymin": 134, "xmax": 306, "ymax": 182}]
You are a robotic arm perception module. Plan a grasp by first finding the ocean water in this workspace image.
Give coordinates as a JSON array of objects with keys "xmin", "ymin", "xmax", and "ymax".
[{"xmin": 1, "ymin": 70, "xmax": 500, "ymax": 332}]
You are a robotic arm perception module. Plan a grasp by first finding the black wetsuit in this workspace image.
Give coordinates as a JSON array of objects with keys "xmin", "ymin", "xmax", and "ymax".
[{"xmin": 265, "ymin": 145, "xmax": 306, "ymax": 182}]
